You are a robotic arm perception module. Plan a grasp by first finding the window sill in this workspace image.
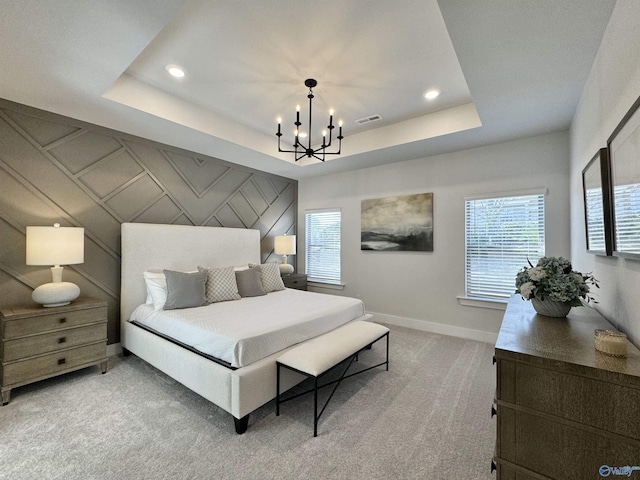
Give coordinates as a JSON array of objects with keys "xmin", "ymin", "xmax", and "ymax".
[
  {"xmin": 308, "ymin": 281, "xmax": 345, "ymax": 291},
  {"xmin": 457, "ymin": 296, "xmax": 508, "ymax": 311}
]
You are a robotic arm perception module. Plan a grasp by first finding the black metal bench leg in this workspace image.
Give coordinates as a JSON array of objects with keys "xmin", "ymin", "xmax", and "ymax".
[
  {"xmin": 234, "ymin": 414, "xmax": 250, "ymax": 434},
  {"xmin": 386, "ymin": 332, "xmax": 390, "ymax": 371},
  {"xmin": 313, "ymin": 377, "xmax": 319, "ymax": 437},
  {"xmin": 276, "ymin": 363, "xmax": 281, "ymax": 416}
]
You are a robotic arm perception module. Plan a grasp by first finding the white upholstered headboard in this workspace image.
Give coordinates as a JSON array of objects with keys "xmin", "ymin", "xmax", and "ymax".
[{"xmin": 120, "ymin": 223, "xmax": 261, "ymax": 324}]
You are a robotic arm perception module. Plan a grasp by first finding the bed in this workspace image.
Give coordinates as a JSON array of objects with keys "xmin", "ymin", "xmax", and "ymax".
[{"xmin": 120, "ymin": 222, "xmax": 371, "ymax": 433}]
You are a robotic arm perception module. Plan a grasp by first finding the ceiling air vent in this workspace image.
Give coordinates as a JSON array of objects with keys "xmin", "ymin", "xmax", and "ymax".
[{"xmin": 355, "ymin": 114, "xmax": 382, "ymax": 125}]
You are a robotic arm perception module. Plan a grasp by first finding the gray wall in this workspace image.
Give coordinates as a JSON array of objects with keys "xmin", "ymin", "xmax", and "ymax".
[
  {"xmin": 299, "ymin": 131, "xmax": 570, "ymax": 342},
  {"xmin": 570, "ymin": 0, "xmax": 640, "ymax": 346},
  {"xmin": 0, "ymin": 99, "xmax": 297, "ymax": 344}
]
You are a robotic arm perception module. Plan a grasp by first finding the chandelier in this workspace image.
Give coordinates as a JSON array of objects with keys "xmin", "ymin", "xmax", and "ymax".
[{"xmin": 276, "ymin": 79, "xmax": 343, "ymax": 162}]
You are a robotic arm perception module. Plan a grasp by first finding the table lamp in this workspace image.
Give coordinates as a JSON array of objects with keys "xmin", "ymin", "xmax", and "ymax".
[
  {"xmin": 274, "ymin": 234, "xmax": 296, "ymax": 275},
  {"xmin": 26, "ymin": 223, "xmax": 84, "ymax": 307}
]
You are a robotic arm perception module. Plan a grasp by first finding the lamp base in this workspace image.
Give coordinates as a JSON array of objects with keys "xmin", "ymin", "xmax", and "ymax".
[
  {"xmin": 32, "ymin": 282, "xmax": 80, "ymax": 307},
  {"xmin": 279, "ymin": 263, "xmax": 294, "ymax": 276}
]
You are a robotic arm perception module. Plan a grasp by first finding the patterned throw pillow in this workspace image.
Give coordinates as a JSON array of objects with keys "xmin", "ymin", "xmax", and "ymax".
[
  {"xmin": 197, "ymin": 266, "xmax": 241, "ymax": 303},
  {"xmin": 249, "ymin": 262, "xmax": 285, "ymax": 292}
]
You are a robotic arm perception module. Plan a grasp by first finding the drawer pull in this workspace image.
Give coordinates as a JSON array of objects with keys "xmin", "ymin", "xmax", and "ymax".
[
  {"xmin": 491, "ymin": 460, "xmax": 497, "ymax": 473},
  {"xmin": 58, "ymin": 358, "xmax": 66, "ymax": 365},
  {"xmin": 59, "ymin": 317, "xmax": 67, "ymax": 324},
  {"xmin": 58, "ymin": 337, "xmax": 67, "ymax": 344},
  {"xmin": 491, "ymin": 406, "xmax": 497, "ymax": 418}
]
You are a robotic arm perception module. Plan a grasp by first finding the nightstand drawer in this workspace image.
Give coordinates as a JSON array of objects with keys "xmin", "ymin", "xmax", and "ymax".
[
  {"xmin": 3, "ymin": 324, "xmax": 107, "ymax": 362},
  {"xmin": 3, "ymin": 307, "xmax": 106, "ymax": 339},
  {"xmin": 283, "ymin": 274, "xmax": 307, "ymax": 290},
  {"xmin": 3, "ymin": 342, "xmax": 106, "ymax": 386}
]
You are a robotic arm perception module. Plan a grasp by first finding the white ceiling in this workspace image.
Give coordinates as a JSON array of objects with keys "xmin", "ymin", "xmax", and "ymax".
[{"xmin": 0, "ymin": 0, "xmax": 616, "ymax": 180}]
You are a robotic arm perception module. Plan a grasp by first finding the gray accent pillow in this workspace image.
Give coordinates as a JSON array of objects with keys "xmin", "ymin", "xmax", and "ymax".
[
  {"xmin": 249, "ymin": 262, "xmax": 285, "ymax": 292},
  {"xmin": 198, "ymin": 266, "xmax": 241, "ymax": 303},
  {"xmin": 163, "ymin": 270, "xmax": 207, "ymax": 310},
  {"xmin": 235, "ymin": 267, "xmax": 267, "ymax": 297}
]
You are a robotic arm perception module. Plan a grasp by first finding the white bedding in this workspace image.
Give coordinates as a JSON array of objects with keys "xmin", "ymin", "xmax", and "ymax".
[{"xmin": 129, "ymin": 289, "xmax": 365, "ymax": 368}]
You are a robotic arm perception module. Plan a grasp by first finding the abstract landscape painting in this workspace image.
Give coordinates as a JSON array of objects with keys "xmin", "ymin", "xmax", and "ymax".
[{"xmin": 361, "ymin": 193, "xmax": 433, "ymax": 251}]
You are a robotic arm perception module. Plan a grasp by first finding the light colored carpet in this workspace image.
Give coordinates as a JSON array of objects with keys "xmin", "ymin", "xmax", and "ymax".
[{"xmin": 0, "ymin": 325, "xmax": 496, "ymax": 480}]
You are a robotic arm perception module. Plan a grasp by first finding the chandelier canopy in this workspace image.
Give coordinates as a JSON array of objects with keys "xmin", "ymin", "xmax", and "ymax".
[{"xmin": 276, "ymin": 79, "xmax": 343, "ymax": 162}]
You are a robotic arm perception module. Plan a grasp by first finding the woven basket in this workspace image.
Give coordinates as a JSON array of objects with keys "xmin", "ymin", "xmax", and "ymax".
[{"xmin": 531, "ymin": 298, "xmax": 572, "ymax": 318}]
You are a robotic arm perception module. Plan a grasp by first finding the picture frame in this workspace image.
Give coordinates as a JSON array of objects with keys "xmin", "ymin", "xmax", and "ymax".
[
  {"xmin": 361, "ymin": 193, "xmax": 433, "ymax": 251},
  {"xmin": 607, "ymin": 94, "xmax": 640, "ymax": 259},
  {"xmin": 581, "ymin": 148, "xmax": 613, "ymax": 256}
]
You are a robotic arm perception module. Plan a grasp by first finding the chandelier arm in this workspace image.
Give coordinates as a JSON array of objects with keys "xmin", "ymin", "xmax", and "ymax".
[{"xmin": 325, "ymin": 127, "xmax": 333, "ymax": 149}]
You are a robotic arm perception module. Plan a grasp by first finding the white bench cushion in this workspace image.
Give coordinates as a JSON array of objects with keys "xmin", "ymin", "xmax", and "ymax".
[{"xmin": 277, "ymin": 321, "xmax": 389, "ymax": 376}]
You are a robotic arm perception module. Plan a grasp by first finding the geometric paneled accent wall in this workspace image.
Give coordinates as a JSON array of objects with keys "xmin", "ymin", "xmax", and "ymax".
[{"xmin": 0, "ymin": 99, "xmax": 297, "ymax": 344}]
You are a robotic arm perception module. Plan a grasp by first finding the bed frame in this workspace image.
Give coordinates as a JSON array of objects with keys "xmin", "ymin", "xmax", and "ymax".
[{"xmin": 120, "ymin": 223, "xmax": 312, "ymax": 434}]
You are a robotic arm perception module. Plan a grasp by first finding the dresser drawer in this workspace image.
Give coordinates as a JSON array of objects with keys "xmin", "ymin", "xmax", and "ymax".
[
  {"xmin": 3, "ymin": 307, "xmax": 106, "ymax": 339},
  {"xmin": 2, "ymin": 342, "xmax": 106, "ymax": 386},
  {"xmin": 500, "ymin": 408, "xmax": 640, "ymax": 480},
  {"xmin": 3, "ymin": 323, "xmax": 106, "ymax": 362}
]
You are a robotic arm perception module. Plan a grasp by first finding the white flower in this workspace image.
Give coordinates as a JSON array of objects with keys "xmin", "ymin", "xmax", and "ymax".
[
  {"xmin": 519, "ymin": 281, "xmax": 536, "ymax": 299},
  {"xmin": 572, "ymin": 272, "xmax": 585, "ymax": 284},
  {"xmin": 528, "ymin": 267, "xmax": 546, "ymax": 282}
]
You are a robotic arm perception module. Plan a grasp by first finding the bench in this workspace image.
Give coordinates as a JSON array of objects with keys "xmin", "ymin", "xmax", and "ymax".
[{"xmin": 276, "ymin": 321, "xmax": 390, "ymax": 437}]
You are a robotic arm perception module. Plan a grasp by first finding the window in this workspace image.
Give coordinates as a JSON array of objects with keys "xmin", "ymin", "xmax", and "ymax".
[
  {"xmin": 613, "ymin": 183, "xmax": 640, "ymax": 252},
  {"xmin": 305, "ymin": 209, "xmax": 341, "ymax": 284},
  {"xmin": 465, "ymin": 191, "xmax": 545, "ymax": 300}
]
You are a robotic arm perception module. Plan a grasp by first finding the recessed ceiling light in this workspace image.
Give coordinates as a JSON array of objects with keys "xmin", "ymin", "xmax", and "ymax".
[
  {"xmin": 424, "ymin": 89, "xmax": 440, "ymax": 100},
  {"xmin": 165, "ymin": 64, "xmax": 186, "ymax": 78}
]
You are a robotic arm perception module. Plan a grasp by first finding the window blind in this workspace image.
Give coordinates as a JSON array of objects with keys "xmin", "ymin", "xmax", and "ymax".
[
  {"xmin": 465, "ymin": 194, "xmax": 545, "ymax": 299},
  {"xmin": 614, "ymin": 183, "xmax": 640, "ymax": 253},
  {"xmin": 305, "ymin": 209, "xmax": 341, "ymax": 284},
  {"xmin": 585, "ymin": 186, "xmax": 606, "ymax": 251}
]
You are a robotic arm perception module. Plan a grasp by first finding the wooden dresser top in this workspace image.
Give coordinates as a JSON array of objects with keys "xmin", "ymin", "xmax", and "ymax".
[{"xmin": 496, "ymin": 295, "xmax": 640, "ymax": 383}]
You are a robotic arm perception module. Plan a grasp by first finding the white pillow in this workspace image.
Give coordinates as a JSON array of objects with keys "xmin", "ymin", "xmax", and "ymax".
[{"xmin": 143, "ymin": 271, "xmax": 167, "ymax": 311}]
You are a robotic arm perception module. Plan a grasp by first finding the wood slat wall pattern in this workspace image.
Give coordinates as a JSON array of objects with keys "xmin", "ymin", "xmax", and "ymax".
[{"xmin": 0, "ymin": 99, "xmax": 297, "ymax": 344}]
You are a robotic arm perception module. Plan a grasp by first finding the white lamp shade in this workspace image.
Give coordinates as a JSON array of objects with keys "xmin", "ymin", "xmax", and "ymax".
[
  {"xmin": 274, "ymin": 235, "xmax": 296, "ymax": 255},
  {"xmin": 26, "ymin": 226, "xmax": 84, "ymax": 266}
]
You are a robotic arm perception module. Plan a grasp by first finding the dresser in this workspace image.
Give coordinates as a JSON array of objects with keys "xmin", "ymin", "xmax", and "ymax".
[
  {"xmin": 493, "ymin": 296, "xmax": 640, "ymax": 479},
  {"xmin": 282, "ymin": 273, "xmax": 308, "ymax": 291},
  {"xmin": 1, "ymin": 297, "xmax": 108, "ymax": 405}
]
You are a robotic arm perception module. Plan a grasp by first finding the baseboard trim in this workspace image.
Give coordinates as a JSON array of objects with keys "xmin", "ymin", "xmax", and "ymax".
[
  {"xmin": 369, "ymin": 311, "xmax": 498, "ymax": 344},
  {"xmin": 107, "ymin": 342, "xmax": 123, "ymax": 357}
]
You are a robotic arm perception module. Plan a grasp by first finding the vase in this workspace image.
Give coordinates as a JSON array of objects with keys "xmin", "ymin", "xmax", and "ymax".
[{"xmin": 531, "ymin": 298, "xmax": 572, "ymax": 318}]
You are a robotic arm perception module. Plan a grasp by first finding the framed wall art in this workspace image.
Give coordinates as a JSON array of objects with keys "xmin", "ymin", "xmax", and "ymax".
[
  {"xmin": 607, "ymin": 94, "xmax": 640, "ymax": 259},
  {"xmin": 582, "ymin": 148, "xmax": 613, "ymax": 256},
  {"xmin": 361, "ymin": 192, "xmax": 433, "ymax": 251}
]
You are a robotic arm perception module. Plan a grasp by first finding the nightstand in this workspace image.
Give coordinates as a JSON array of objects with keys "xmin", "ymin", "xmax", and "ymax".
[
  {"xmin": 282, "ymin": 273, "xmax": 308, "ymax": 291},
  {"xmin": 1, "ymin": 297, "xmax": 108, "ymax": 405}
]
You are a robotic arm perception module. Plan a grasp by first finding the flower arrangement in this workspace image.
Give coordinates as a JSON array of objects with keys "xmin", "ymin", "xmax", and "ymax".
[{"xmin": 515, "ymin": 256, "xmax": 598, "ymax": 307}]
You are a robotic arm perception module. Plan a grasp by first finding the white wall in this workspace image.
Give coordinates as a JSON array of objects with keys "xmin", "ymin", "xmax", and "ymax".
[
  {"xmin": 299, "ymin": 131, "xmax": 571, "ymax": 342},
  {"xmin": 570, "ymin": 0, "xmax": 640, "ymax": 345}
]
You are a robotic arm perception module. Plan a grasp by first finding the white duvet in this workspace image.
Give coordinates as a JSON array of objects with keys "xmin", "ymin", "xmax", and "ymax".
[{"xmin": 129, "ymin": 289, "xmax": 366, "ymax": 368}]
